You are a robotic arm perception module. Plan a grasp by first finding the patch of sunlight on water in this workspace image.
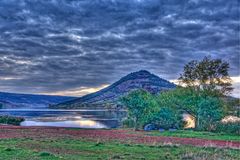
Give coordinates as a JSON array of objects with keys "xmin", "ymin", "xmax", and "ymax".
[{"xmin": 21, "ymin": 120, "xmax": 108, "ymax": 128}]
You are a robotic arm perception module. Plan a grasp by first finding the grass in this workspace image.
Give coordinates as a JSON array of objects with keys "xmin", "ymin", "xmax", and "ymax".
[
  {"xmin": 0, "ymin": 138, "xmax": 239, "ymax": 160},
  {"xmin": 129, "ymin": 130, "xmax": 240, "ymax": 141}
]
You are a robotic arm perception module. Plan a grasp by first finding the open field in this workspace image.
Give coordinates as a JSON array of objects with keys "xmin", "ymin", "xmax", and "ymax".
[
  {"xmin": 0, "ymin": 138, "xmax": 240, "ymax": 160},
  {"xmin": 138, "ymin": 130, "xmax": 240, "ymax": 141},
  {"xmin": 0, "ymin": 126, "xmax": 239, "ymax": 160}
]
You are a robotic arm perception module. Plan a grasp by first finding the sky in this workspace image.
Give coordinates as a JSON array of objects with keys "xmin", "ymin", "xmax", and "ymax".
[{"xmin": 0, "ymin": 0, "xmax": 239, "ymax": 97}]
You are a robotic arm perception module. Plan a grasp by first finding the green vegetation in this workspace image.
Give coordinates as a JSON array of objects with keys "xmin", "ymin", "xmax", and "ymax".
[
  {"xmin": 120, "ymin": 89, "xmax": 158, "ymax": 130},
  {"xmin": 121, "ymin": 87, "xmax": 228, "ymax": 132},
  {"xmin": 179, "ymin": 56, "xmax": 233, "ymax": 96},
  {"xmin": 139, "ymin": 130, "xmax": 240, "ymax": 141},
  {"xmin": 0, "ymin": 115, "xmax": 25, "ymax": 125},
  {"xmin": 120, "ymin": 57, "xmax": 239, "ymax": 134},
  {"xmin": 0, "ymin": 138, "xmax": 239, "ymax": 160},
  {"xmin": 215, "ymin": 122, "xmax": 240, "ymax": 135},
  {"xmin": 152, "ymin": 107, "xmax": 181, "ymax": 129},
  {"xmin": 197, "ymin": 97, "xmax": 224, "ymax": 131}
]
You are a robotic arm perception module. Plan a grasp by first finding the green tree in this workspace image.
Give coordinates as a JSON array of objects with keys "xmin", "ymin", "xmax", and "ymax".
[
  {"xmin": 179, "ymin": 56, "xmax": 233, "ymax": 96},
  {"xmin": 152, "ymin": 107, "xmax": 181, "ymax": 129},
  {"xmin": 156, "ymin": 87, "xmax": 202, "ymax": 117},
  {"xmin": 156, "ymin": 87, "xmax": 226, "ymax": 130},
  {"xmin": 197, "ymin": 97, "xmax": 224, "ymax": 131},
  {"xmin": 120, "ymin": 89, "xmax": 158, "ymax": 130}
]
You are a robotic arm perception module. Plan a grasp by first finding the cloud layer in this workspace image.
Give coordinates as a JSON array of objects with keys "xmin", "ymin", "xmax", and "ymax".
[{"xmin": 0, "ymin": 0, "xmax": 239, "ymax": 96}]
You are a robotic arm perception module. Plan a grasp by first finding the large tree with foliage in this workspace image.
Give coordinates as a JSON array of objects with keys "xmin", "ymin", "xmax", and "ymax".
[
  {"xmin": 156, "ymin": 87, "xmax": 201, "ymax": 117},
  {"xmin": 197, "ymin": 97, "xmax": 224, "ymax": 131},
  {"xmin": 156, "ymin": 87, "xmax": 226, "ymax": 130},
  {"xmin": 179, "ymin": 56, "xmax": 233, "ymax": 96},
  {"xmin": 120, "ymin": 89, "xmax": 158, "ymax": 130},
  {"xmin": 152, "ymin": 107, "xmax": 181, "ymax": 129}
]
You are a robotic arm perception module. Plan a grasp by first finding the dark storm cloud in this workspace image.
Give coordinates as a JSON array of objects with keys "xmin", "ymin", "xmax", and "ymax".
[{"xmin": 0, "ymin": 0, "xmax": 239, "ymax": 95}]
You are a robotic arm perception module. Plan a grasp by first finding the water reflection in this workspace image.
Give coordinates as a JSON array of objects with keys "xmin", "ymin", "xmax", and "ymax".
[
  {"xmin": 0, "ymin": 109, "xmax": 127, "ymax": 128},
  {"xmin": 21, "ymin": 120, "xmax": 108, "ymax": 128}
]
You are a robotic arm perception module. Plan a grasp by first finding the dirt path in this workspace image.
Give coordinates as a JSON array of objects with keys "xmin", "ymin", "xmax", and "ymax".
[{"xmin": 0, "ymin": 125, "xmax": 239, "ymax": 149}]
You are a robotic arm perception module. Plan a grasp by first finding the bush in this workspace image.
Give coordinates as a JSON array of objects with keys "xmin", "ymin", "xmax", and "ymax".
[
  {"xmin": 39, "ymin": 152, "xmax": 54, "ymax": 157},
  {"xmin": 0, "ymin": 115, "xmax": 25, "ymax": 125},
  {"xmin": 215, "ymin": 122, "xmax": 240, "ymax": 135}
]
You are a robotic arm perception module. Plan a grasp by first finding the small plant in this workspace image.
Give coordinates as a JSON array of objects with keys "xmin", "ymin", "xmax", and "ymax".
[
  {"xmin": 39, "ymin": 151, "xmax": 54, "ymax": 157},
  {"xmin": 4, "ymin": 147, "xmax": 13, "ymax": 151},
  {"xmin": 95, "ymin": 139, "xmax": 104, "ymax": 146},
  {"xmin": 111, "ymin": 155, "xmax": 123, "ymax": 159}
]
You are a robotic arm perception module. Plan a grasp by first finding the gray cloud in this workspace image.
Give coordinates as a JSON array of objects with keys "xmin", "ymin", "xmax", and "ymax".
[{"xmin": 0, "ymin": 0, "xmax": 239, "ymax": 95}]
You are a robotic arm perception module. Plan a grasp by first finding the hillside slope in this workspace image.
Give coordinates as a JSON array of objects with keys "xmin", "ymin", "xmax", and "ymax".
[
  {"xmin": 0, "ymin": 92, "xmax": 76, "ymax": 109},
  {"xmin": 54, "ymin": 70, "xmax": 176, "ymax": 109}
]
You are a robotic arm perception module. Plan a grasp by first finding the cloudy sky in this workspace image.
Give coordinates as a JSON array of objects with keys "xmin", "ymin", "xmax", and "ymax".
[{"xmin": 0, "ymin": 0, "xmax": 239, "ymax": 97}]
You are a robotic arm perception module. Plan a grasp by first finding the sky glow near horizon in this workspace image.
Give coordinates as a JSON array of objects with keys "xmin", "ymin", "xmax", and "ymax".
[{"xmin": 0, "ymin": 0, "xmax": 239, "ymax": 97}]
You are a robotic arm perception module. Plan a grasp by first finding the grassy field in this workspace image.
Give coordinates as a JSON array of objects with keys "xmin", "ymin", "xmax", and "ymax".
[
  {"xmin": 0, "ymin": 126, "xmax": 239, "ymax": 160},
  {"xmin": 137, "ymin": 130, "xmax": 240, "ymax": 141},
  {"xmin": 0, "ymin": 138, "xmax": 239, "ymax": 160}
]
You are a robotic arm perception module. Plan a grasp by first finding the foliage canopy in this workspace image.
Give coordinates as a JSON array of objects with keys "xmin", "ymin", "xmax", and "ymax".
[
  {"xmin": 120, "ymin": 89, "xmax": 158, "ymax": 130},
  {"xmin": 179, "ymin": 56, "xmax": 233, "ymax": 96}
]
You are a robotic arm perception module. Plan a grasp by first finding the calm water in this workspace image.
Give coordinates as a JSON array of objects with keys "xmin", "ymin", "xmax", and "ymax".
[{"xmin": 0, "ymin": 109, "xmax": 127, "ymax": 128}]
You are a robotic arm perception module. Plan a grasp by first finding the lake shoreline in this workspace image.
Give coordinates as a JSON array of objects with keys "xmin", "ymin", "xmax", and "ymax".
[{"xmin": 0, "ymin": 109, "xmax": 127, "ymax": 128}]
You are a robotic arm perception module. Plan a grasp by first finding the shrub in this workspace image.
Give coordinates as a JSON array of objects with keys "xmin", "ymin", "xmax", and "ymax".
[
  {"xmin": 0, "ymin": 115, "xmax": 25, "ymax": 125},
  {"xmin": 39, "ymin": 152, "xmax": 54, "ymax": 157},
  {"xmin": 215, "ymin": 122, "xmax": 240, "ymax": 135}
]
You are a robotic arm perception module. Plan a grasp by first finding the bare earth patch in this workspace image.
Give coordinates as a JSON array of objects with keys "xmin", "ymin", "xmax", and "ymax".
[{"xmin": 0, "ymin": 125, "xmax": 239, "ymax": 149}]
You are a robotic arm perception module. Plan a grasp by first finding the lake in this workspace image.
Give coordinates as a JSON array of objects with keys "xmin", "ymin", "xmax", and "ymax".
[{"xmin": 0, "ymin": 109, "xmax": 127, "ymax": 129}]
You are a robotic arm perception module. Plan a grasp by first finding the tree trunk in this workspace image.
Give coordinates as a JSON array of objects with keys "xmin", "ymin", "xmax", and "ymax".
[{"xmin": 134, "ymin": 117, "xmax": 138, "ymax": 131}]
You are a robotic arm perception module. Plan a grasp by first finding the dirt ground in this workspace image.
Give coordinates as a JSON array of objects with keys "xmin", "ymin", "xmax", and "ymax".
[{"xmin": 0, "ymin": 125, "xmax": 239, "ymax": 149}]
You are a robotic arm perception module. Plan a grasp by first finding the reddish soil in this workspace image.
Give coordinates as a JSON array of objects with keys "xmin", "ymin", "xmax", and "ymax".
[{"xmin": 0, "ymin": 125, "xmax": 239, "ymax": 149}]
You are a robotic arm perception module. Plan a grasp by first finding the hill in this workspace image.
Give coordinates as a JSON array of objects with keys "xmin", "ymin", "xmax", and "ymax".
[
  {"xmin": 53, "ymin": 70, "xmax": 176, "ymax": 109},
  {"xmin": 0, "ymin": 92, "xmax": 76, "ymax": 109}
]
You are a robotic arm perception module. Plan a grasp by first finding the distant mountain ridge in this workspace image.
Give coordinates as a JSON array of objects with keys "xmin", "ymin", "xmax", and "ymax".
[
  {"xmin": 54, "ymin": 70, "xmax": 176, "ymax": 109},
  {"xmin": 0, "ymin": 92, "xmax": 76, "ymax": 109}
]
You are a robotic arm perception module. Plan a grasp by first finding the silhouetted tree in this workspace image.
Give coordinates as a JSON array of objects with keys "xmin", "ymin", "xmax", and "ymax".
[{"xmin": 179, "ymin": 56, "xmax": 233, "ymax": 96}]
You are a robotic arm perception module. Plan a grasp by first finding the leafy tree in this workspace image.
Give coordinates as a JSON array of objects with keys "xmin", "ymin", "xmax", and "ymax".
[
  {"xmin": 179, "ymin": 56, "xmax": 233, "ymax": 96},
  {"xmin": 156, "ymin": 87, "xmax": 202, "ymax": 117},
  {"xmin": 120, "ymin": 89, "xmax": 158, "ymax": 130},
  {"xmin": 152, "ymin": 107, "xmax": 181, "ymax": 129},
  {"xmin": 197, "ymin": 97, "xmax": 224, "ymax": 131},
  {"xmin": 156, "ymin": 87, "xmax": 227, "ymax": 130}
]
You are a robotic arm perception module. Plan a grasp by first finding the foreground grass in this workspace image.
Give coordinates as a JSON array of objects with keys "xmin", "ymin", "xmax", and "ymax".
[
  {"xmin": 0, "ymin": 138, "xmax": 239, "ymax": 160},
  {"xmin": 66, "ymin": 128, "xmax": 240, "ymax": 142},
  {"xmin": 129, "ymin": 130, "xmax": 240, "ymax": 141}
]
